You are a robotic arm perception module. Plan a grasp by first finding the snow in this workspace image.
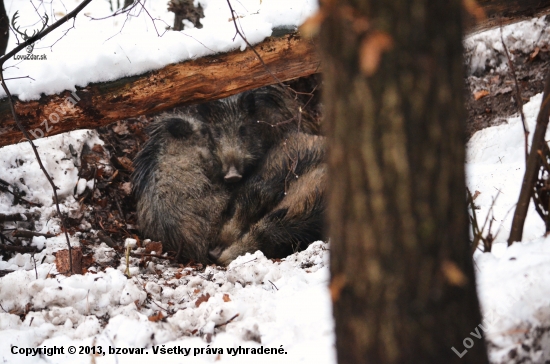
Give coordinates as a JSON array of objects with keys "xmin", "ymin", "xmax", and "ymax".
[
  {"xmin": 1, "ymin": 0, "xmax": 318, "ymax": 101},
  {"xmin": 464, "ymin": 16, "xmax": 550, "ymax": 75},
  {"xmin": 466, "ymin": 93, "xmax": 548, "ymax": 246},
  {"xmin": 0, "ymin": 241, "xmax": 334, "ymax": 363},
  {"xmin": 1, "ymin": 1, "xmax": 550, "ymax": 362},
  {"xmin": 466, "ymin": 93, "xmax": 550, "ymax": 362}
]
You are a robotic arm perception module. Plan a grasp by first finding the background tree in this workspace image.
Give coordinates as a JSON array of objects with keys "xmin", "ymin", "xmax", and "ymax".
[
  {"xmin": 0, "ymin": 0, "xmax": 8, "ymax": 56},
  {"xmin": 319, "ymin": 1, "xmax": 489, "ymax": 362}
]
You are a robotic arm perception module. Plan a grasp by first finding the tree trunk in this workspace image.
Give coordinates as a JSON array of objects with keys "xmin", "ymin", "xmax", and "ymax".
[
  {"xmin": 0, "ymin": 0, "xmax": 8, "ymax": 56},
  {"xmin": 320, "ymin": 1, "xmax": 489, "ymax": 363}
]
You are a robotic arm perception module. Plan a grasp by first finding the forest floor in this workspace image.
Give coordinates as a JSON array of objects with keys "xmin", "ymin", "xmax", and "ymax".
[
  {"xmin": 2, "ymin": 15, "xmax": 550, "ymax": 364},
  {"xmin": 466, "ymin": 42, "xmax": 550, "ymax": 138}
]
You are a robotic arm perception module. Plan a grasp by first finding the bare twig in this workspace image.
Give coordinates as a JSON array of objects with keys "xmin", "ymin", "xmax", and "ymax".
[
  {"xmin": 0, "ymin": 0, "xmax": 93, "ymax": 67},
  {"xmin": 0, "ymin": 179, "xmax": 42, "ymax": 206},
  {"xmin": 0, "ymin": 213, "xmax": 27, "ymax": 222},
  {"xmin": 0, "ymin": 243, "xmax": 38, "ymax": 253},
  {"xmin": 500, "ymin": 26, "xmax": 529, "ymax": 163},
  {"xmin": 0, "ymin": 0, "xmax": 94, "ymax": 274},
  {"xmin": 268, "ymin": 279, "xmax": 278, "ymax": 290},
  {"xmin": 467, "ymin": 188, "xmax": 500, "ymax": 254},
  {"xmin": 12, "ymin": 230, "xmax": 55, "ymax": 238},
  {"xmin": 226, "ymin": 0, "xmax": 285, "ymax": 87},
  {"xmin": 0, "ymin": 77, "xmax": 75, "ymax": 271},
  {"xmin": 85, "ymin": 1, "xmax": 141, "ymax": 20},
  {"xmin": 32, "ymin": 253, "xmax": 38, "ymax": 279},
  {"xmin": 508, "ymin": 68, "xmax": 550, "ymax": 245},
  {"xmin": 97, "ymin": 230, "xmax": 117, "ymax": 248},
  {"xmin": 214, "ymin": 313, "xmax": 239, "ymax": 328},
  {"xmin": 130, "ymin": 252, "xmax": 178, "ymax": 261}
]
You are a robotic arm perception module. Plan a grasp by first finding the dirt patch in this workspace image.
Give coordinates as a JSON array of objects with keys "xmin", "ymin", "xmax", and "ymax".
[{"xmin": 465, "ymin": 46, "xmax": 550, "ymax": 138}]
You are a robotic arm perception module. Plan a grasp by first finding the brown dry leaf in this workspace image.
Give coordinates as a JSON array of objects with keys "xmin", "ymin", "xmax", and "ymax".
[
  {"xmin": 81, "ymin": 254, "xmax": 95, "ymax": 273},
  {"xmin": 116, "ymin": 156, "xmax": 134, "ymax": 172},
  {"xmin": 195, "ymin": 293, "xmax": 211, "ymax": 307},
  {"xmin": 472, "ymin": 190, "xmax": 481, "ymax": 201},
  {"xmin": 193, "ymin": 288, "xmax": 201, "ymax": 294},
  {"xmin": 148, "ymin": 311, "xmax": 164, "ymax": 322},
  {"xmin": 299, "ymin": 10, "xmax": 326, "ymax": 38},
  {"xmin": 55, "ymin": 247, "xmax": 83, "ymax": 275},
  {"xmin": 359, "ymin": 31, "xmax": 394, "ymax": 76},
  {"xmin": 113, "ymin": 122, "xmax": 129, "ymax": 135},
  {"xmin": 474, "ymin": 89, "xmax": 489, "ymax": 101},
  {"xmin": 120, "ymin": 182, "xmax": 132, "ymax": 196},
  {"xmin": 463, "ymin": 0, "xmax": 486, "ymax": 21},
  {"xmin": 92, "ymin": 144, "xmax": 105, "ymax": 153},
  {"xmin": 330, "ymin": 274, "xmax": 347, "ymax": 302},
  {"xmin": 223, "ymin": 294, "xmax": 231, "ymax": 302},
  {"xmin": 145, "ymin": 241, "xmax": 163, "ymax": 255},
  {"xmin": 529, "ymin": 47, "xmax": 540, "ymax": 62},
  {"xmin": 441, "ymin": 260, "xmax": 467, "ymax": 287}
]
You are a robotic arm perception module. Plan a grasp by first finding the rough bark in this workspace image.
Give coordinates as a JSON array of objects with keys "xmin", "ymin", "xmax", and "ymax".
[
  {"xmin": 320, "ymin": 0, "xmax": 489, "ymax": 363},
  {"xmin": 0, "ymin": 32, "xmax": 318, "ymax": 147},
  {"xmin": 0, "ymin": 0, "xmax": 8, "ymax": 56}
]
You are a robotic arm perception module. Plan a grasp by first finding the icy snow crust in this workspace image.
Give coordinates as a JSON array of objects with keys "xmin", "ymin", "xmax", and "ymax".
[{"xmin": 1, "ymin": 0, "xmax": 318, "ymax": 101}]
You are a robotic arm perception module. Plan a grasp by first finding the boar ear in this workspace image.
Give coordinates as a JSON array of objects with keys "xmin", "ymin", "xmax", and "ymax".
[
  {"xmin": 197, "ymin": 100, "xmax": 226, "ymax": 121},
  {"xmin": 253, "ymin": 85, "xmax": 287, "ymax": 110},
  {"xmin": 239, "ymin": 91, "xmax": 256, "ymax": 116},
  {"xmin": 165, "ymin": 117, "xmax": 194, "ymax": 139}
]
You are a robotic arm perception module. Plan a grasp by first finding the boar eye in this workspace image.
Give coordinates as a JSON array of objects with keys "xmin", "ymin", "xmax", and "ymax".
[{"xmin": 238, "ymin": 126, "xmax": 247, "ymax": 137}]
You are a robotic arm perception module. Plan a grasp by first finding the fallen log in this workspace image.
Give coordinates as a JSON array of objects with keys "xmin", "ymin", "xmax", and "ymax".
[
  {"xmin": 0, "ymin": 0, "xmax": 549, "ymax": 148},
  {"xmin": 0, "ymin": 31, "xmax": 319, "ymax": 148},
  {"xmin": 465, "ymin": 0, "xmax": 550, "ymax": 34}
]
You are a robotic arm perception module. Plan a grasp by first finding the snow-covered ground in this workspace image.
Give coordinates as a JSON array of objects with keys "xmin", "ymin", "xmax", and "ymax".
[
  {"xmin": 1, "ymin": 0, "xmax": 550, "ymax": 362},
  {"xmin": 467, "ymin": 93, "xmax": 550, "ymax": 363}
]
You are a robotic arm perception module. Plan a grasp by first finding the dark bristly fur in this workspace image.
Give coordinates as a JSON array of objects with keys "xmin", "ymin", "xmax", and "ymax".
[
  {"xmin": 196, "ymin": 84, "xmax": 320, "ymax": 184},
  {"xmin": 132, "ymin": 113, "xmax": 228, "ymax": 264},
  {"xmin": 133, "ymin": 85, "xmax": 324, "ymax": 266},
  {"xmin": 211, "ymin": 132, "xmax": 327, "ymax": 266}
]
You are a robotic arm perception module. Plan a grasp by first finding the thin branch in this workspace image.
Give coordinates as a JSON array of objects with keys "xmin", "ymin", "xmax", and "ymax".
[
  {"xmin": 0, "ymin": 0, "xmax": 94, "ymax": 273},
  {"xmin": 508, "ymin": 68, "xmax": 550, "ymax": 245},
  {"xmin": 226, "ymin": 0, "xmax": 284, "ymax": 86},
  {"xmin": 12, "ymin": 230, "xmax": 56, "ymax": 238},
  {"xmin": 130, "ymin": 252, "xmax": 178, "ymax": 261},
  {"xmin": 214, "ymin": 313, "xmax": 239, "ymax": 329},
  {"xmin": 0, "ymin": 212, "xmax": 30, "ymax": 222},
  {"xmin": 0, "ymin": 180, "xmax": 42, "ymax": 206},
  {"xmin": 0, "ymin": 243, "xmax": 38, "ymax": 253},
  {"xmin": 84, "ymin": 0, "xmax": 141, "ymax": 21},
  {"xmin": 500, "ymin": 26, "xmax": 529, "ymax": 163},
  {"xmin": 0, "ymin": 0, "xmax": 93, "ymax": 67},
  {"xmin": 0, "ymin": 74, "xmax": 74, "ymax": 271}
]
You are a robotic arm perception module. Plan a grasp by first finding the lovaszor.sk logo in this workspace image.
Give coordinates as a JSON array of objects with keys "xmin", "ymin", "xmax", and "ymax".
[{"xmin": 11, "ymin": 10, "xmax": 48, "ymax": 61}]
